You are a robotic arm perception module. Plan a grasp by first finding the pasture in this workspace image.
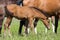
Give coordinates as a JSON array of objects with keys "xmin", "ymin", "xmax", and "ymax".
[{"xmin": 0, "ymin": 18, "xmax": 60, "ymax": 40}]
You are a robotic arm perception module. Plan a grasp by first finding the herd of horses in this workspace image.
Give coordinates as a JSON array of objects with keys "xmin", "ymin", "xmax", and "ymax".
[{"xmin": 0, "ymin": 0, "xmax": 60, "ymax": 36}]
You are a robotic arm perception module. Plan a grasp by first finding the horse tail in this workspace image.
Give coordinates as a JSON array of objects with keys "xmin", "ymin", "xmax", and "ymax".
[
  {"xmin": 0, "ymin": 5, "xmax": 5, "ymax": 34},
  {"xmin": 55, "ymin": 13, "xmax": 59, "ymax": 33},
  {"xmin": 4, "ymin": 6, "xmax": 13, "ymax": 17}
]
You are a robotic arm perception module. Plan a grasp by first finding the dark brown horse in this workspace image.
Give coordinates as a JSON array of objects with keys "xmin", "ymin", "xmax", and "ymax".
[{"xmin": 4, "ymin": 4, "xmax": 50, "ymax": 36}]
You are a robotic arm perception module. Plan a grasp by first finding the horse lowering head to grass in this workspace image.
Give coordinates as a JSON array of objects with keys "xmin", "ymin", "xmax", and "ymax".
[
  {"xmin": 19, "ymin": 0, "xmax": 60, "ymax": 33},
  {"xmin": 4, "ymin": 4, "xmax": 50, "ymax": 36}
]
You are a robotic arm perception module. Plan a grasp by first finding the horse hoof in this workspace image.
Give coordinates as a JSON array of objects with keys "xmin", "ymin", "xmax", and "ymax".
[
  {"xmin": 3, "ymin": 33, "xmax": 6, "ymax": 37},
  {"xmin": 48, "ymin": 27, "xmax": 50, "ymax": 30},
  {"xmin": 8, "ymin": 33, "xmax": 12, "ymax": 37},
  {"xmin": 23, "ymin": 32, "xmax": 28, "ymax": 36}
]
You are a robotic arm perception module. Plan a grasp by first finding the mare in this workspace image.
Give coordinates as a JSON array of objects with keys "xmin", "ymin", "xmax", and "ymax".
[{"xmin": 18, "ymin": 0, "xmax": 60, "ymax": 33}]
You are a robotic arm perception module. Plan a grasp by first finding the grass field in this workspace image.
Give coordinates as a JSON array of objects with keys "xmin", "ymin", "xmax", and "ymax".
[{"xmin": 0, "ymin": 18, "xmax": 60, "ymax": 40}]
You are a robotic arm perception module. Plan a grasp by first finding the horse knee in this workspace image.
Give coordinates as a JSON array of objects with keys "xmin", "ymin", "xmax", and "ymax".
[{"xmin": 4, "ymin": 23, "xmax": 8, "ymax": 29}]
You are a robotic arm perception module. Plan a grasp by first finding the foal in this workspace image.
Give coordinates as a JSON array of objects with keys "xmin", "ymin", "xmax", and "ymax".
[{"xmin": 4, "ymin": 4, "xmax": 50, "ymax": 36}]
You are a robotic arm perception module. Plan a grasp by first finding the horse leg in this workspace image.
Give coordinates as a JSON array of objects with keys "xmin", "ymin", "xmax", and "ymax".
[
  {"xmin": 18, "ymin": 20, "xmax": 25, "ymax": 34},
  {"xmin": 4, "ymin": 17, "xmax": 12, "ymax": 36},
  {"xmin": 24, "ymin": 18, "xmax": 38, "ymax": 35},
  {"xmin": 34, "ymin": 18, "xmax": 39, "ymax": 34},
  {"xmin": 55, "ymin": 15, "xmax": 59, "ymax": 33},
  {"xmin": 28, "ymin": 18, "xmax": 34, "ymax": 33},
  {"xmin": 24, "ymin": 26, "xmax": 29, "ymax": 35},
  {"xmin": 24, "ymin": 19, "xmax": 29, "ymax": 34},
  {"xmin": 7, "ymin": 17, "xmax": 12, "ymax": 37},
  {"xmin": 51, "ymin": 16, "xmax": 55, "ymax": 33}
]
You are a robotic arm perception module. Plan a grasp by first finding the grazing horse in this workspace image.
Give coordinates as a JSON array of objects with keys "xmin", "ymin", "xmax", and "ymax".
[
  {"xmin": 4, "ymin": 4, "xmax": 50, "ymax": 36},
  {"xmin": 19, "ymin": 0, "xmax": 60, "ymax": 33}
]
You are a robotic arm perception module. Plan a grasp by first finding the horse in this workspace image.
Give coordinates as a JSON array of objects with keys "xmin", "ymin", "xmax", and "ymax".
[
  {"xmin": 4, "ymin": 4, "xmax": 50, "ymax": 36},
  {"xmin": 18, "ymin": 0, "xmax": 60, "ymax": 33}
]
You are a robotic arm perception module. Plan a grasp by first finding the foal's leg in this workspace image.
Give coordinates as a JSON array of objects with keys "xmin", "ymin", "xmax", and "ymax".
[
  {"xmin": 24, "ymin": 18, "xmax": 38, "ymax": 35},
  {"xmin": 24, "ymin": 20, "xmax": 29, "ymax": 34},
  {"xmin": 4, "ymin": 17, "xmax": 12, "ymax": 36},
  {"xmin": 28, "ymin": 18, "xmax": 34, "ymax": 33},
  {"xmin": 51, "ymin": 16, "xmax": 55, "ymax": 33},
  {"xmin": 19, "ymin": 20, "xmax": 25, "ymax": 34},
  {"xmin": 34, "ymin": 18, "xmax": 39, "ymax": 34}
]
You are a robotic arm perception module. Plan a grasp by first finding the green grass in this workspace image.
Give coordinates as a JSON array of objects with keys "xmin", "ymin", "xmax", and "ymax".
[{"xmin": 0, "ymin": 18, "xmax": 60, "ymax": 40}]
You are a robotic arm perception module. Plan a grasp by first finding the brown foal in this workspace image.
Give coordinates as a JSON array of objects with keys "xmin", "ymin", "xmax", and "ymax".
[{"xmin": 4, "ymin": 4, "xmax": 50, "ymax": 36}]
